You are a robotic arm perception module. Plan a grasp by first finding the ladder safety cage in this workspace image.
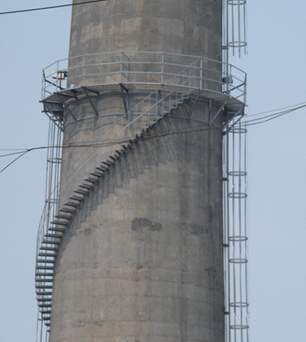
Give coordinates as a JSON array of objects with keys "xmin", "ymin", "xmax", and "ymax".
[{"xmin": 223, "ymin": 119, "xmax": 249, "ymax": 342}]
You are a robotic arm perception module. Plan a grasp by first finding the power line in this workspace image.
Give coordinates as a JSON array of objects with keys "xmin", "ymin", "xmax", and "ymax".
[
  {"xmin": 247, "ymin": 101, "xmax": 306, "ymax": 117},
  {"xmin": 1, "ymin": 101, "xmax": 305, "ymax": 172},
  {"xmin": 244, "ymin": 103, "xmax": 306, "ymax": 126},
  {"xmin": 0, "ymin": 0, "xmax": 106, "ymax": 16}
]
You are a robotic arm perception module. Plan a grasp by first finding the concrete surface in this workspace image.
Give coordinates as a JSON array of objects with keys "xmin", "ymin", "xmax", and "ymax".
[{"xmin": 49, "ymin": 1, "xmax": 224, "ymax": 341}]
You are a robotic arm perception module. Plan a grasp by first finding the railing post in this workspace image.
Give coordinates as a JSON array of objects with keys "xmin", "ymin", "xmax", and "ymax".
[
  {"xmin": 42, "ymin": 70, "xmax": 44, "ymax": 100},
  {"xmin": 82, "ymin": 55, "xmax": 86, "ymax": 86},
  {"xmin": 120, "ymin": 52, "xmax": 123, "ymax": 83},
  {"xmin": 200, "ymin": 58, "xmax": 203, "ymax": 90},
  {"xmin": 244, "ymin": 73, "xmax": 247, "ymax": 106},
  {"xmin": 56, "ymin": 61, "xmax": 59, "ymax": 91},
  {"xmin": 161, "ymin": 53, "xmax": 164, "ymax": 85}
]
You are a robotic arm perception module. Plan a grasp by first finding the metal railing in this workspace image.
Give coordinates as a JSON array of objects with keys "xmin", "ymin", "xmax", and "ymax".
[{"xmin": 42, "ymin": 51, "xmax": 247, "ymax": 105}]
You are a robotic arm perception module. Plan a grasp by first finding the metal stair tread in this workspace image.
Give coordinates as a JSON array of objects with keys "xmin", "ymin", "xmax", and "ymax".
[
  {"xmin": 36, "ymin": 285, "xmax": 53, "ymax": 289},
  {"xmin": 40, "ymin": 246, "xmax": 58, "ymax": 251},
  {"xmin": 90, "ymin": 171, "xmax": 103, "ymax": 177},
  {"xmin": 37, "ymin": 259, "xmax": 55, "ymax": 264},
  {"xmin": 50, "ymin": 220, "xmax": 68, "ymax": 226},
  {"xmin": 79, "ymin": 183, "xmax": 93, "ymax": 190},
  {"xmin": 103, "ymin": 159, "xmax": 113, "ymax": 166},
  {"xmin": 42, "ymin": 239, "xmax": 60, "ymax": 244},
  {"xmin": 36, "ymin": 287, "xmax": 53, "ymax": 292},
  {"xmin": 38, "ymin": 251, "xmax": 57, "ymax": 257},
  {"xmin": 74, "ymin": 188, "xmax": 89, "ymax": 195},
  {"xmin": 65, "ymin": 200, "xmax": 80, "ymax": 207},
  {"xmin": 48, "ymin": 227, "xmax": 66, "ymax": 232},
  {"xmin": 68, "ymin": 195, "xmax": 84, "ymax": 201},
  {"xmin": 109, "ymin": 154, "xmax": 117, "ymax": 161},
  {"xmin": 100, "ymin": 160, "xmax": 111, "ymax": 166},
  {"xmin": 44, "ymin": 232, "xmax": 62, "ymax": 238},
  {"xmin": 36, "ymin": 265, "xmax": 54, "ymax": 270},
  {"xmin": 59, "ymin": 207, "xmax": 76, "ymax": 213},
  {"xmin": 36, "ymin": 272, "xmax": 54, "ymax": 277},
  {"xmin": 96, "ymin": 165, "xmax": 107, "ymax": 171},
  {"xmin": 84, "ymin": 176, "xmax": 98, "ymax": 183},
  {"xmin": 122, "ymin": 143, "xmax": 131, "ymax": 149},
  {"xmin": 54, "ymin": 213, "xmax": 71, "ymax": 219},
  {"xmin": 38, "ymin": 304, "xmax": 52, "ymax": 308}
]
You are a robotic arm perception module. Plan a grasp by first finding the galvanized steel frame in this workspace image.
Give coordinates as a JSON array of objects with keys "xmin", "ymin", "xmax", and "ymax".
[
  {"xmin": 223, "ymin": 119, "xmax": 249, "ymax": 342},
  {"xmin": 36, "ymin": 50, "xmax": 247, "ymax": 342}
]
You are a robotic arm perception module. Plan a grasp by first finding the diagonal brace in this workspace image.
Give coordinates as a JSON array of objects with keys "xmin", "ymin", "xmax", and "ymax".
[
  {"xmin": 81, "ymin": 87, "xmax": 99, "ymax": 117},
  {"xmin": 120, "ymin": 83, "xmax": 129, "ymax": 115},
  {"xmin": 210, "ymin": 98, "xmax": 228, "ymax": 125},
  {"xmin": 56, "ymin": 94, "xmax": 77, "ymax": 122}
]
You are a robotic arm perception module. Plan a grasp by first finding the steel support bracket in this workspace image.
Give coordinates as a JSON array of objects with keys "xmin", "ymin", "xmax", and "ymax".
[
  {"xmin": 81, "ymin": 86, "xmax": 99, "ymax": 117},
  {"xmin": 120, "ymin": 83, "xmax": 129, "ymax": 115},
  {"xmin": 56, "ymin": 94, "xmax": 77, "ymax": 122}
]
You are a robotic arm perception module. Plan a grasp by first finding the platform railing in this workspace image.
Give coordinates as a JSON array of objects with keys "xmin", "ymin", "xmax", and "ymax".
[{"xmin": 42, "ymin": 51, "xmax": 246, "ymax": 105}]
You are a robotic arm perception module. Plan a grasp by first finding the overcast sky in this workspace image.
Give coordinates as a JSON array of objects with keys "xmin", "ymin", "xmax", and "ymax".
[{"xmin": 0, "ymin": 1, "xmax": 306, "ymax": 342}]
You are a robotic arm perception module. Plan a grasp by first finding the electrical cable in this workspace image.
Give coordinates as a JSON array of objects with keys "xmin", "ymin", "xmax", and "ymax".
[
  {"xmin": 244, "ymin": 103, "xmax": 306, "ymax": 126},
  {"xmin": 0, "ymin": 0, "xmax": 106, "ymax": 16},
  {"xmin": 247, "ymin": 101, "xmax": 306, "ymax": 117},
  {"xmin": 1, "ymin": 101, "xmax": 305, "ymax": 173}
]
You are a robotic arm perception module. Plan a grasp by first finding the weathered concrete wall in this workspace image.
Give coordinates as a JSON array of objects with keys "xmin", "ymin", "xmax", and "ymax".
[
  {"xmin": 51, "ymin": 100, "xmax": 224, "ymax": 342},
  {"xmin": 69, "ymin": 0, "xmax": 222, "ymax": 58},
  {"xmin": 50, "ymin": 1, "xmax": 224, "ymax": 341}
]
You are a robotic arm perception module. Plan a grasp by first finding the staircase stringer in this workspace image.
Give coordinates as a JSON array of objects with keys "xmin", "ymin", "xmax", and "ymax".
[{"xmin": 35, "ymin": 89, "xmax": 193, "ymax": 329}]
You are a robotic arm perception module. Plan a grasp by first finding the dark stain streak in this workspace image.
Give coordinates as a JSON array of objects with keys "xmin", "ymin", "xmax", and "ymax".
[
  {"xmin": 131, "ymin": 218, "xmax": 162, "ymax": 232},
  {"xmin": 188, "ymin": 223, "xmax": 205, "ymax": 235},
  {"xmin": 84, "ymin": 227, "xmax": 92, "ymax": 236}
]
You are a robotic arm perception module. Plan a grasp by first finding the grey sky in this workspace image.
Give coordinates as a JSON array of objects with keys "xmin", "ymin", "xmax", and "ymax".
[{"xmin": 0, "ymin": 1, "xmax": 305, "ymax": 341}]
